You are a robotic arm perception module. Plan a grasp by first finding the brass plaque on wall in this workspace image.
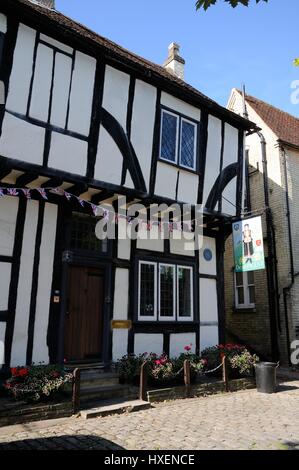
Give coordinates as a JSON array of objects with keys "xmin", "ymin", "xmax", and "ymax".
[{"xmin": 111, "ymin": 320, "xmax": 132, "ymax": 330}]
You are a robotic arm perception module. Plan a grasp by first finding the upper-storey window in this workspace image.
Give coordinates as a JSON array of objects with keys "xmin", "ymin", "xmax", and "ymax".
[{"xmin": 159, "ymin": 109, "xmax": 198, "ymax": 171}]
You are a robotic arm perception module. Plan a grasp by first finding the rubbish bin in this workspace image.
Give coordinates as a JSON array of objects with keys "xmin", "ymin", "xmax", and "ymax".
[{"xmin": 255, "ymin": 362, "xmax": 277, "ymax": 394}]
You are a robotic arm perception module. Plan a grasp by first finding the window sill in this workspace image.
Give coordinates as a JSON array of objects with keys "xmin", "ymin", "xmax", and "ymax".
[
  {"xmin": 158, "ymin": 157, "xmax": 198, "ymax": 175},
  {"xmin": 233, "ymin": 307, "xmax": 256, "ymax": 314}
]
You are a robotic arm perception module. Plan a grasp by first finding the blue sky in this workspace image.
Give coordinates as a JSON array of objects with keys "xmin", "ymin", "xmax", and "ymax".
[{"xmin": 56, "ymin": 0, "xmax": 299, "ymax": 116}]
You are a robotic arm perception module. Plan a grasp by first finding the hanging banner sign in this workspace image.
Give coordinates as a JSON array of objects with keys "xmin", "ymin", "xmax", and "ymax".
[{"xmin": 232, "ymin": 216, "xmax": 265, "ymax": 272}]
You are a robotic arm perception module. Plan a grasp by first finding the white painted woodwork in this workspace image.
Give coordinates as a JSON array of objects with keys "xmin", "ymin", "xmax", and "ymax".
[
  {"xmin": 48, "ymin": 132, "xmax": 88, "ymax": 175},
  {"xmin": 200, "ymin": 278, "xmax": 218, "ymax": 323},
  {"xmin": 113, "ymin": 268, "xmax": 129, "ymax": 320},
  {"xmin": 112, "ymin": 329, "xmax": 128, "ymax": 361},
  {"xmin": 6, "ymin": 24, "xmax": 36, "ymax": 114},
  {"xmin": 131, "ymin": 80, "xmax": 157, "ymax": 191},
  {"xmin": 134, "ymin": 333, "xmax": 164, "ymax": 356},
  {"xmin": 0, "ymin": 196, "xmax": 18, "ymax": 257},
  {"xmin": 32, "ymin": 203, "xmax": 57, "ymax": 364},
  {"xmin": 67, "ymin": 51, "xmax": 96, "ymax": 136},
  {"xmin": 199, "ymin": 237, "xmax": 216, "ymax": 276},
  {"xmin": 0, "ymin": 323, "xmax": 5, "ymax": 366},
  {"xmin": 203, "ymin": 115, "xmax": 221, "ymax": 205},
  {"xmin": 0, "ymin": 112, "xmax": 45, "ymax": 165},
  {"xmin": 161, "ymin": 92, "xmax": 201, "ymax": 122},
  {"xmin": 102, "ymin": 65, "xmax": 130, "ymax": 129},
  {"xmin": 155, "ymin": 162, "xmax": 178, "ymax": 200},
  {"xmin": 50, "ymin": 52, "xmax": 73, "ymax": 128},
  {"xmin": 29, "ymin": 44, "xmax": 53, "ymax": 121},
  {"xmin": 0, "ymin": 13, "xmax": 7, "ymax": 33},
  {"xmin": 200, "ymin": 326, "xmax": 219, "ymax": 352},
  {"xmin": 169, "ymin": 333, "xmax": 196, "ymax": 358},
  {"xmin": 40, "ymin": 33, "xmax": 73, "ymax": 55},
  {"xmin": 11, "ymin": 201, "xmax": 39, "ymax": 367},
  {"xmin": 94, "ymin": 127, "xmax": 123, "ymax": 184},
  {"xmin": 0, "ymin": 262, "xmax": 12, "ymax": 310},
  {"xmin": 177, "ymin": 170, "xmax": 199, "ymax": 204}
]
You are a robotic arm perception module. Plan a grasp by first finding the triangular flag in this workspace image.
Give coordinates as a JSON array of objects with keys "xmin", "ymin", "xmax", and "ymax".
[
  {"xmin": 22, "ymin": 189, "xmax": 31, "ymax": 199},
  {"xmin": 7, "ymin": 188, "xmax": 19, "ymax": 196},
  {"xmin": 37, "ymin": 188, "xmax": 48, "ymax": 200}
]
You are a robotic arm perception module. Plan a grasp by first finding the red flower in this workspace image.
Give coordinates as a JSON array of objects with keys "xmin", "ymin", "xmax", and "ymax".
[
  {"xmin": 218, "ymin": 344, "xmax": 224, "ymax": 350},
  {"xmin": 11, "ymin": 367, "xmax": 18, "ymax": 377},
  {"xmin": 184, "ymin": 345, "xmax": 192, "ymax": 352},
  {"xmin": 51, "ymin": 371, "xmax": 60, "ymax": 378},
  {"xmin": 201, "ymin": 359, "xmax": 208, "ymax": 366},
  {"xmin": 18, "ymin": 368, "xmax": 29, "ymax": 377}
]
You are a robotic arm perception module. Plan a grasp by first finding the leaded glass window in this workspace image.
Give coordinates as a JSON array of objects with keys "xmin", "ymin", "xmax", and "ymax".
[
  {"xmin": 180, "ymin": 119, "xmax": 196, "ymax": 169},
  {"xmin": 159, "ymin": 264, "xmax": 175, "ymax": 320},
  {"xmin": 160, "ymin": 111, "xmax": 178, "ymax": 163},
  {"xmin": 139, "ymin": 262, "xmax": 156, "ymax": 319},
  {"xmin": 177, "ymin": 266, "xmax": 193, "ymax": 318},
  {"xmin": 70, "ymin": 212, "xmax": 108, "ymax": 253}
]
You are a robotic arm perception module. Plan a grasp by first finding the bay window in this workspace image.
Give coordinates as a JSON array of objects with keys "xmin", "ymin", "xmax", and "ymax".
[{"xmin": 138, "ymin": 260, "xmax": 194, "ymax": 322}]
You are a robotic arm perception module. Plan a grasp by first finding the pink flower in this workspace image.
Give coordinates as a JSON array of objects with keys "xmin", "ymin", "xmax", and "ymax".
[
  {"xmin": 201, "ymin": 359, "xmax": 208, "ymax": 366},
  {"xmin": 155, "ymin": 360, "xmax": 161, "ymax": 365},
  {"xmin": 184, "ymin": 345, "xmax": 192, "ymax": 352}
]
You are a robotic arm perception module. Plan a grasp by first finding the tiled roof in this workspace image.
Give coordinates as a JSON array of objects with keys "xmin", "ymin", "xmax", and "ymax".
[
  {"xmin": 238, "ymin": 90, "xmax": 299, "ymax": 148},
  {"xmin": 4, "ymin": 0, "xmax": 255, "ymax": 130}
]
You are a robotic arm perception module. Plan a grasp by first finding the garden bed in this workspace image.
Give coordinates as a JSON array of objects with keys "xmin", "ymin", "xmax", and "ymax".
[{"xmin": 146, "ymin": 377, "xmax": 256, "ymax": 403}]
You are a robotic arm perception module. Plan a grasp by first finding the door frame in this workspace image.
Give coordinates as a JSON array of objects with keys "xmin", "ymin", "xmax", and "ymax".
[{"xmin": 58, "ymin": 254, "xmax": 113, "ymax": 366}]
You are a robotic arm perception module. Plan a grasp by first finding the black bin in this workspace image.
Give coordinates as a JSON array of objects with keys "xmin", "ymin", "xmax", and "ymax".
[{"xmin": 255, "ymin": 362, "xmax": 277, "ymax": 394}]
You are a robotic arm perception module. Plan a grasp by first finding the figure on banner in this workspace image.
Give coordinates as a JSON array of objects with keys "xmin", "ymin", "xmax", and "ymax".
[{"xmin": 243, "ymin": 223, "xmax": 254, "ymax": 264}]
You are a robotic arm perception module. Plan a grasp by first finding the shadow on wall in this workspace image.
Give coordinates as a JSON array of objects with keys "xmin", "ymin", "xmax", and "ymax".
[{"xmin": 0, "ymin": 434, "xmax": 124, "ymax": 450}]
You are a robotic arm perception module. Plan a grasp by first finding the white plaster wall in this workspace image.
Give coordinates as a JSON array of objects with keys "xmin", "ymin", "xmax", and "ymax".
[
  {"xmin": 94, "ymin": 127, "xmax": 123, "ymax": 184},
  {"xmin": 161, "ymin": 92, "xmax": 201, "ymax": 122},
  {"xmin": 48, "ymin": 132, "xmax": 88, "ymax": 175},
  {"xmin": 0, "ymin": 112, "xmax": 45, "ymax": 165},
  {"xmin": 40, "ymin": 33, "xmax": 73, "ymax": 55},
  {"xmin": 0, "ymin": 262, "xmax": 11, "ymax": 310},
  {"xmin": 222, "ymin": 178, "xmax": 237, "ymax": 216},
  {"xmin": 155, "ymin": 162, "xmax": 178, "ymax": 200},
  {"xmin": 113, "ymin": 268, "xmax": 129, "ymax": 320},
  {"xmin": 200, "ymin": 278, "xmax": 218, "ymax": 323},
  {"xmin": 112, "ymin": 329, "xmax": 128, "ymax": 361},
  {"xmin": 29, "ymin": 44, "xmax": 53, "ymax": 121},
  {"xmin": 50, "ymin": 53, "xmax": 73, "ymax": 128},
  {"xmin": 32, "ymin": 203, "xmax": 57, "ymax": 364},
  {"xmin": 170, "ymin": 231, "xmax": 194, "ymax": 257},
  {"xmin": 102, "ymin": 66, "xmax": 130, "ymax": 129},
  {"xmin": 203, "ymin": 115, "xmax": 222, "ymax": 205},
  {"xmin": 131, "ymin": 80, "xmax": 157, "ymax": 191},
  {"xmin": 169, "ymin": 333, "xmax": 196, "ymax": 358},
  {"xmin": 0, "ymin": 13, "xmax": 7, "ymax": 33},
  {"xmin": 134, "ymin": 334, "xmax": 164, "ymax": 356},
  {"xmin": 11, "ymin": 201, "xmax": 39, "ymax": 366},
  {"xmin": 0, "ymin": 323, "xmax": 5, "ymax": 366},
  {"xmin": 117, "ymin": 218, "xmax": 131, "ymax": 260},
  {"xmin": 177, "ymin": 171, "xmax": 199, "ymax": 204},
  {"xmin": 0, "ymin": 196, "xmax": 18, "ymax": 257},
  {"xmin": 223, "ymin": 123, "xmax": 238, "ymax": 167},
  {"xmin": 6, "ymin": 24, "xmax": 36, "ymax": 114},
  {"xmin": 200, "ymin": 326, "xmax": 219, "ymax": 351},
  {"xmin": 67, "ymin": 51, "xmax": 96, "ymax": 136},
  {"xmin": 199, "ymin": 237, "xmax": 216, "ymax": 276},
  {"xmin": 136, "ymin": 223, "xmax": 164, "ymax": 252}
]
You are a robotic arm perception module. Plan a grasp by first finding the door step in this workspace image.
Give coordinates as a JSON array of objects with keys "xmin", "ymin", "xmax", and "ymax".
[
  {"xmin": 80, "ymin": 399, "xmax": 151, "ymax": 419},
  {"xmin": 80, "ymin": 384, "xmax": 138, "ymax": 403}
]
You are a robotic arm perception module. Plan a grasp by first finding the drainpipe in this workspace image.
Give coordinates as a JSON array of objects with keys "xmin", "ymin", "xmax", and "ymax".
[
  {"xmin": 281, "ymin": 146, "xmax": 297, "ymax": 366},
  {"xmin": 256, "ymin": 131, "xmax": 280, "ymax": 360}
]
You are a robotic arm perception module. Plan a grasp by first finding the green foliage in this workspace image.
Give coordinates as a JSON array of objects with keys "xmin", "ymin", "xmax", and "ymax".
[
  {"xmin": 230, "ymin": 350, "xmax": 259, "ymax": 375},
  {"xmin": 196, "ymin": 0, "xmax": 268, "ymax": 10}
]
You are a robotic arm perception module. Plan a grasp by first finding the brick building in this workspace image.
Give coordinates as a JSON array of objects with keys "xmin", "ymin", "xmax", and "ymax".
[{"xmin": 226, "ymin": 89, "xmax": 299, "ymax": 364}]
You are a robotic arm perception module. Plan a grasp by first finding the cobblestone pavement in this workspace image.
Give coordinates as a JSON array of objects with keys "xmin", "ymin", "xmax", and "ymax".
[{"xmin": 0, "ymin": 381, "xmax": 299, "ymax": 450}]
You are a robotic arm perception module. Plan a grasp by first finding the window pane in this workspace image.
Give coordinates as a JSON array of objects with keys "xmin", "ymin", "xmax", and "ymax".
[
  {"xmin": 140, "ymin": 264, "xmax": 155, "ymax": 317},
  {"xmin": 237, "ymin": 287, "xmax": 245, "ymax": 305},
  {"xmin": 249, "ymin": 286, "xmax": 256, "ymax": 304},
  {"xmin": 160, "ymin": 265, "xmax": 174, "ymax": 318},
  {"xmin": 235, "ymin": 272, "xmax": 243, "ymax": 287},
  {"xmin": 180, "ymin": 120, "xmax": 195, "ymax": 169},
  {"xmin": 70, "ymin": 212, "xmax": 106, "ymax": 253},
  {"xmin": 178, "ymin": 267, "xmax": 192, "ymax": 317},
  {"xmin": 247, "ymin": 271, "xmax": 255, "ymax": 285},
  {"xmin": 160, "ymin": 112, "xmax": 178, "ymax": 162}
]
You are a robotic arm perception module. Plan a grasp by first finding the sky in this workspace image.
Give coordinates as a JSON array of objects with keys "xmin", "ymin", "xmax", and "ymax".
[{"xmin": 56, "ymin": 0, "xmax": 299, "ymax": 117}]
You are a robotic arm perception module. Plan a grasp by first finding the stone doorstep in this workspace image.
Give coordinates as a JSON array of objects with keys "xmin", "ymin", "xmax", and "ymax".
[{"xmin": 80, "ymin": 399, "xmax": 151, "ymax": 419}]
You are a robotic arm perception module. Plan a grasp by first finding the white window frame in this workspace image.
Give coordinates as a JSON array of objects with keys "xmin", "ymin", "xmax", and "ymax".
[
  {"xmin": 177, "ymin": 265, "xmax": 194, "ymax": 321},
  {"xmin": 158, "ymin": 263, "xmax": 176, "ymax": 321},
  {"xmin": 234, "ymin": 271, "xmax": 255, "ymax": 309},
  {"xmin": 159, "ymin": 109, "xmax": 179, "ymax": 164},
  {"xmin": 179, "ymin": 118, "xmax": 197, "ymax": 171},
  {"xmin": 138, "ymin": 261, "xmax": 157, "ymax": 321}
]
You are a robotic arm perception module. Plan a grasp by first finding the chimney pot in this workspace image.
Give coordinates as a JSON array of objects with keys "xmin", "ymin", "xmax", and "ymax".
[{"xmin": 163, "ymin": 42, "xmax": 185, "ymax": 81}]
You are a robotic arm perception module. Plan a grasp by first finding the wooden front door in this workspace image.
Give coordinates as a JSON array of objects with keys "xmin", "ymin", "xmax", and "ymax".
[{"xmin": 64, "ymin": 266, "xmax": 104, "ymax": 362}]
